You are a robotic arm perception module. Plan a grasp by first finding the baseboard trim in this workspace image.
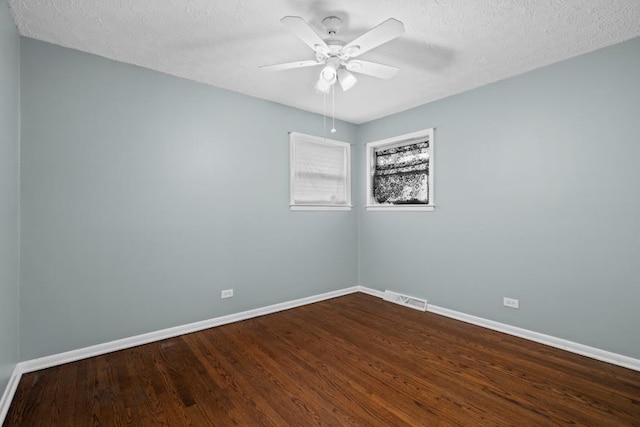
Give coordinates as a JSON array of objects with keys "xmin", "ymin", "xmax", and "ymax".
[
  {"xmin": 358, "ymin": 286, "xmax": 640, "ymax": 372},
  {"xmin": 19, "ymin": 286, "xmax": 359, "ymax": 374},
  {"xmin": 2, "ymin": 286, "xmax": 357, "ymax": 424},
  {"xmin": 356, "ymin": 285, "xmax": 385, "ymax": 298},
  {"xmin": 427, "ymin": 304, "xmax": 640, "ymax": 371},
  {"xmin": 4, "ymin": 284, "xmax": 639, "ymax": 424},
  {"xmin": 0, "ymin": 365, "xmax": 22, "ymax": 424}
]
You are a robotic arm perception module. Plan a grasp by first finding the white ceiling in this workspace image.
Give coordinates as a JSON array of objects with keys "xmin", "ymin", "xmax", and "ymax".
[{"xmin": 8, "ymin": 0, "xmax": 640, "ymax": 124}]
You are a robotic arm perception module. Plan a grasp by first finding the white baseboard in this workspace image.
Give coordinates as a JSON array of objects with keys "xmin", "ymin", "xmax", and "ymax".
[
  {"xmin": 1, "ymin": 285, "xmax": 358, "ymax": 424},
  {"xmin": 3, "ymin": 284, "xmax": 639, "ymax": 425},
  {"xmin": 18, "ymin": 286, "xmax": 359, "ymax": 374},
  {"xmin": 358, "ymin": 286, "xmax": 640, "ymax": 372},
  {"xmin": 0, "ymin": 365, "xmax": 22, "ymax": 424},
  {"xmin": 356, "ymin": 285, "xmax": 385, "ymax": 298}
]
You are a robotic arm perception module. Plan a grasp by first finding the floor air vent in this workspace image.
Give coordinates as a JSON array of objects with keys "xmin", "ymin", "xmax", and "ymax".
[{"xmin": 383, "ymin": 290, "xmax": 428, "ymax": 312}]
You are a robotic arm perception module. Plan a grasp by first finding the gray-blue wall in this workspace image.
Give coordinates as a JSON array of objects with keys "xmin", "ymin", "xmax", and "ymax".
[
  {"xmin": 20, "ymin": 38, "xmax": 358, "ymax": 360},
  {"xmin": 357, "ymin": 37, "xmax": 640, "ymax": 359},
  {"xmin": 0, "ymin": 0, "xmax": 20, "ymax": 393},
  {"xmin": 13, "ymin": 33, "xmax": 640, "ymax": 363}
]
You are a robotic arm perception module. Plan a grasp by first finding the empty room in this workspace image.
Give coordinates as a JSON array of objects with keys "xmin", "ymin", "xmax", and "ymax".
[{"xmin": 1, "ymin": 0, "xmax": 640, "ymax": 425}]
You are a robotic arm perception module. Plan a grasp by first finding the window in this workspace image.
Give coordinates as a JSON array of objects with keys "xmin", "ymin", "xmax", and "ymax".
[
  {"xmin": 365, "ymin": 128, "xmax": 434, "ymax": 211},
  {"xmin": 290, "ymin": 132, "xmax": 351, "ymax": 211}
]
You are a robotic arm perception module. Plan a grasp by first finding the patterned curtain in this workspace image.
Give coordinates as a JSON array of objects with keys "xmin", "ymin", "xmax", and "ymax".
[{"xmin": 373, "ymin": 141, "xmax": 429, "ymax": 204}]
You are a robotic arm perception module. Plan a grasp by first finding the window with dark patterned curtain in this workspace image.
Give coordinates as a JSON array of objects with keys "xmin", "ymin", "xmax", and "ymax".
[
  {"xmin": 373, "ymin": 141, "xmax": 429, "ymax": 205},
  {"xmin": 366, "ymin": 128, "xmax": 434, "ymax": 211}
]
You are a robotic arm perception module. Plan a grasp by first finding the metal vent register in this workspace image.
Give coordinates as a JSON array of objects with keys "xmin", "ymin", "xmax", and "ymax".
[{"xmin": 383, "ymin": 290, "xmax": 427, "ymax": 312}]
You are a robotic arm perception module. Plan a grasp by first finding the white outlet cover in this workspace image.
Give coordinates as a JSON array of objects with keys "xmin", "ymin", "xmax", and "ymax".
[{"xmin": 503, "ymin": 297, "xmax": 519, "ymax": 309}]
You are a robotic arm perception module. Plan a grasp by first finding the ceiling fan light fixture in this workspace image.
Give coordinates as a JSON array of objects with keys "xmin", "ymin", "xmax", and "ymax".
[
  {"xmin": 315, "ymin": 76, "xmax": 332, "ymax": 93},
  {"xmin": 320, "ymin": 57, "xmax": 340, "ymax": 83},
  {"xmin": 320, "ymin": 65, "xmax": 337, "ymax": 82},
  {"xmin": 337, "ymin": 68, "xmax": 357, "ymax": 91}
]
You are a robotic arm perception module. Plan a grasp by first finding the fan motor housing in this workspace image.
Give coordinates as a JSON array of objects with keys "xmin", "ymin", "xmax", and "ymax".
[{"xmin": 325, "ymin": 38, "xmax": 345, "ymax": 55}]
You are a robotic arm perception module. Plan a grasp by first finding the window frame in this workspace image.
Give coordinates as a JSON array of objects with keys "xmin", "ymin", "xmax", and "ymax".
[
  {"xmin": 365, "ymin": 128, "xmax": 435, "ymax": 212},
  {"xmin": 289, "ymin": 132, "xmax": 352, "ymax": 211}
]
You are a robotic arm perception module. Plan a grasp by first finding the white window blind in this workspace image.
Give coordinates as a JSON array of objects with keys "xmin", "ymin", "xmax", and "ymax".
[{"xmin": 290, "ymin": 132, "xmax": 351, "ymax": 210}]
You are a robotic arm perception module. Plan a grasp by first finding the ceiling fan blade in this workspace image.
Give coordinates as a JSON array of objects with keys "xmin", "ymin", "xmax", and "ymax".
[
  {"xmin": 280, "ymin": 16, "xmax": 329, "ymax": 54},
  {"xmin": 346, "ymin": 60, "xmax": 399, "ymax": 79},
  {"xmin": 260, "ymin": 60, "xmax": 322, "ymax": 71},
  {"xmin": 343, "ymin": 18, "xmax": 405, "ymax": 58}
]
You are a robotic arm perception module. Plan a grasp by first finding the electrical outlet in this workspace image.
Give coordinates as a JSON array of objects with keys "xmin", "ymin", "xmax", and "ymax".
[
  {"xmin": 503, "ymin": 297, "xmax": 519, "ymax": 309},
  {"xmin": 221, "ymin": 289, "xmax": 234, "ymax": 299}
]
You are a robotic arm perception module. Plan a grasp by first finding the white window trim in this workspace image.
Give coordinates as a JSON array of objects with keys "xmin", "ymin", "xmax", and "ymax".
[
  {"xmin": 290, "ymin": 205, "xmax": 352, "ymax": 211},
  {"xmin": 365, "ymin": 128, "xmax": 434, "ymax": 212},
  {"xmin": 289, "ymin": 132, "xmax": 352, "ymax": 211}
]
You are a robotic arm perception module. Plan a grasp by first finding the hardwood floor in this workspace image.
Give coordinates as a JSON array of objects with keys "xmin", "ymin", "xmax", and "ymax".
[{"xmin": 5, "ymin": 293, "xmax": 640, "ymax": 426}]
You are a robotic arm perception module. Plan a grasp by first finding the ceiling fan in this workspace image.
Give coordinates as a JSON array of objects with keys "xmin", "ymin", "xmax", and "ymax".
[{"xmin": 260, "ymin": 16, "xmax": 405, "ymax": 93}]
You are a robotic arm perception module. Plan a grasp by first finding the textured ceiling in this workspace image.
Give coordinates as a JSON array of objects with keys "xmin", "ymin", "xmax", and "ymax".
[{"xmin": 8, "ymin": 0, "xmax": 640, "ymax": 123}]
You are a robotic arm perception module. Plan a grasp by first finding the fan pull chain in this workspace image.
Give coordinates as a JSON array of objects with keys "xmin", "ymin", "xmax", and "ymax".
[
  {"xmin": 323, "ymin": 91, "xmax": 327, "ymax": 141},
  {"xmin": 331, "ymin": 84, "xmax": 336, "ymax": 133}
]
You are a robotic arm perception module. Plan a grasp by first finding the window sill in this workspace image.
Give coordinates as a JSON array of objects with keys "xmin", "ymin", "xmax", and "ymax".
[
  {"xmin": 291, "ymin": 205, "xmax": 353, "ymax": 211},
  {"xmin": 366, "ymin": 205, "xmax": 434, "ymax": 212}
]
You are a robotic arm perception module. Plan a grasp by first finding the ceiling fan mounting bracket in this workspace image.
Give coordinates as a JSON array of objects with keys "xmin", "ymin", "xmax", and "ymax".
[{"xmin": 321, "ymin": 16, "xmax": 343, "ymax": 36}]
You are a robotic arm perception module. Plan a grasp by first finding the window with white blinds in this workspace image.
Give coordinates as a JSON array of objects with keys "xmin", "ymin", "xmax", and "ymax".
[{"xmin": 289, "ymin": 132, "xmax": 351, "ymax": 211}]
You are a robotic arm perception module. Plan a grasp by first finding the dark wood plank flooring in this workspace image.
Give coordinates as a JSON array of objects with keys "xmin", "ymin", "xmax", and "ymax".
[{"xmin": 5, "ymin": 293, "xmax": 640, "ymax": 425}]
